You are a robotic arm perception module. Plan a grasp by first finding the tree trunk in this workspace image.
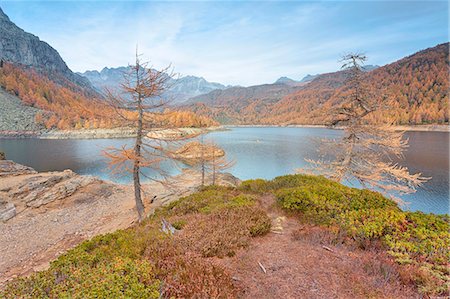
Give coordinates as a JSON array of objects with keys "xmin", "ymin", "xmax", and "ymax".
[
  {"xmin": 201, "ymin": 161, "xmax": 205, "ymax": 186},
  {"xmin": 201, "ymin": 136, "xmax": 205, "ymax": 186},
  {"xmin": 133, "ymin": 68, "xmax": 145, "ymax": 222},
  {"xmin": 212, "ymin": 151, "xmax": 216, "ymax": 185}
]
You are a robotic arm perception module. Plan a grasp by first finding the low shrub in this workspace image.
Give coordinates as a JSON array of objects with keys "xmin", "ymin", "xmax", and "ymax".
[
  {"xmin": 164, "ymin": 186, "xmax": 271, "ymax": 257},
  {"xmin": 163, "ymin": 186, "xmax": 254, "ymax": 216},
  {"xmin": 175, "ymin": 206, "xmax": 270, "ymax": 258},
  {"xmin": 2, "ymin": 185, "xmax": 270, "ymax": 298},
  {"xmin": 268, "ymin": 174, "xmax": 450, "ymax": 296}
]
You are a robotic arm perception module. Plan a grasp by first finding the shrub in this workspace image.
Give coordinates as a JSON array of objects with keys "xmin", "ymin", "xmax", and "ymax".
[
  {"xmin": 2, "ymin": 253, "xmax": 160, "ymax": 299},
  {"xmin": 239, "ymin": 178, "xmax": 270, "ymax": 193},
  {"xmin": 2, "ymin": 185, "xmax": 270, "ymax": 298},
  {"xmin": 164, "ymin": 186, "xmax": 253, "ymax": 215},
  {"xmin": 269, "ymin": 174, "xmax": 450, "ymax": 296}
]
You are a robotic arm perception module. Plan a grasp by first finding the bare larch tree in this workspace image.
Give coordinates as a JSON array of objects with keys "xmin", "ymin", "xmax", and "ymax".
[
  {"xmin": 206, "ymin": 141, "xmax": 235, "ymax": 186},
  {"xmin": 305, "ymin": 53, "xmax": 428, "ymax": 202},
  {"xmin": 103, "ymin": 52, "xmax": 196, "ymax": 221}
]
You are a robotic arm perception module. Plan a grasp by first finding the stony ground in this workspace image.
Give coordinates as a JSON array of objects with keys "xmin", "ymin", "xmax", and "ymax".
[
  {"xmin": 0, "ymin": 88, "xmax": 43, "ymax": 132},
  {"xmin": 0, "ymin": 162, "xmax": 231, "ymax": 287}
]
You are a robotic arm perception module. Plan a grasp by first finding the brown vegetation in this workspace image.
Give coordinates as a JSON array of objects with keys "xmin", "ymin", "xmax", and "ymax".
[
  {"xmin": 188, "ymin": 43, "xmax": 449, "ymax": 125},
  {"xmin": 0, "ymin": 62, "xmax": 217, "ymax": 130}
]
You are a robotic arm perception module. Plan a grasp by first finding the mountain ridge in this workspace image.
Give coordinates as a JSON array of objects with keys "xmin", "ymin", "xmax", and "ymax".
[
  {"xmin": 79, "ymin": 66, "xmax": 229, "ymax": 103},
  {"xmin": 0, "ymin": 7, "xmax": 94, "ymax": 92},
  {"xmin": 185, "ymin": 44, "xmax": 448, "ymax": 125}
]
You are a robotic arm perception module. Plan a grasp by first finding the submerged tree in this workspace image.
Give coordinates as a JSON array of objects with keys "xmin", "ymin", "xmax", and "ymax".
[
  {"xmin": 304, "ymin": 53, "xmax": 428, "ymax": 202},
  {"xmin": 103, "ymin": 52, "xmax": 197, "ymax": 221}
]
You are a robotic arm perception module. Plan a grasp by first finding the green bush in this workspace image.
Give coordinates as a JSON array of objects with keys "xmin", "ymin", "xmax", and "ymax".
[
  {"xmin": 275, "ymin": 176, "xmax": 397, "ymax": 225},
  {"xmin": 2, "ymin": 185, "xmax": 270, "ymax": 298},
  {"xmin": 239, "ymin": 178, "xmax": 270, "ymax": 193},
  {"xmin": 164, "ymin": 186, "xmax": 256, "ymax": 215},
  {"xmin": 268, "ymin": 174, "xmax": 449, "ymax": 296}
]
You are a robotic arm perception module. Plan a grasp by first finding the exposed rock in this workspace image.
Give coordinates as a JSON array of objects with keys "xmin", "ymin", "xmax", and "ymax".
[
  {"xmin": 0, "ymin": 151, "xmax": 5, "ymax": 160},
  {"xmin": 172, "ymin": 141, "xmax": 225, "ymax": 162},
  {"xmin": 10, "ymin": 170, "xmax": 75, "ymax": 199},
  {"xmin": 0, "ymin": 201, "xmax": 15, "ymax": 222},
  {"xmin": 218, "ymin": 173, "xmax": 241, "ymax": 187},
  {"xmin": 0, "ymin": 8, "xmax": 94, "ymax": 91},
  {"xmin": 147, "ymin": 128, "xmax": 203, "ymax": 140},
  {"xmin": 179, "ymin": 168, "xmax": 241, "ymax": 188},
  {"xmin": 0, "ymin": 88, "xmax": 45, "ymax": 132},
  {"xmin": 1, "ymin": 169, "xmax": 97, "ymax": 208},
  {"xmin": 25, "ymin": 175, "xmax": 97, "ymax": 208},
  {"xmin": 0, "ymin": 162, "xmax": 100, "ymax": 221},
  {"xmin": 39, "ymin": 128, "xmax": 137, "ymax": 139},
  {"xmin": 0, "ymin": 160, "xmax": 37, "ymax": 177}
]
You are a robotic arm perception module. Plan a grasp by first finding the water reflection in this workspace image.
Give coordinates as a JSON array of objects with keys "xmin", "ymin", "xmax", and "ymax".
[{"xmin": 0, "ymin": 128, "xmax": 448, "ymax": 214}]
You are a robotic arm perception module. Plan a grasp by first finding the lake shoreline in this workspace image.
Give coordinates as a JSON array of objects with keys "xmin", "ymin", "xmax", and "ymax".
[
  {"xmin": 0, "ymin": 126, "xmax": 227, "ymax": 140},
  {"xmin": 225, "ymin": 124, "xmax": 450, "ymax": 132},
  {"xmin": 0, "ymin": 124, "xmax": 447, "ymax": 139}
]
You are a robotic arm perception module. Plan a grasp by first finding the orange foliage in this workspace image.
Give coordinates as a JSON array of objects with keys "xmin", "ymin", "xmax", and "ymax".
[
  {"xmin": 189, "ymin": 43, "xmax": 449, "ymax": 125},
  {"xmin": 0, "ymin": 63, "xmax": 217, "ymax": 129}
]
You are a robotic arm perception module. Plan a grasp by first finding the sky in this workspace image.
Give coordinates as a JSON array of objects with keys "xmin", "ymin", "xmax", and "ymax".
[{"xmin": 1, "ymin": 1, "xmax": 448, "ymax": 86}]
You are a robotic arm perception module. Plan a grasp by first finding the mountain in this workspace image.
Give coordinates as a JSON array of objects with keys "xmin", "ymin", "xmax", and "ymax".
[
  {"xmin": 186, "ymin": 82, "xmax": 303, "ymax": 106},
  {"xmin": 186, "ymin": 44, "xmax": 448, "ymax": 125},
  {"xmin": 275, "ymin": 76, "xmax": 297, "ymax": 85},
  {"xmin": 79, "ymin": 67, "xmax": 228, "ymax": 103},
  {"xmin": 0, "ymin": 7, "xmax": 93, "ymax": 91},
  {"xmin": 362, "ymin": 64, "xmax": 379, "ymax": 72},
  {"xmin": 168, "ymin": 75, "xmax": 228, "ymax": 102},
  {"xmin": 299, "ymin": 74, "xmax": 319, "ymax": 83},
  {"xmin": 77, "ymin": 67, "xmax": 129, "ymax": 95},
  {"xmin": 184, "ymin": 82, "xmax": 306, "ymax": 124},
  {"xmin": 0, "ymin": 8, "xmax": 215, "ymax": 131}
]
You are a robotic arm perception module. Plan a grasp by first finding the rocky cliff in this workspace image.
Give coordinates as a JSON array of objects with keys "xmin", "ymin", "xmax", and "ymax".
[{"xmin": 0, "ymin": 7, "xmax": 93, "ymax": 91}]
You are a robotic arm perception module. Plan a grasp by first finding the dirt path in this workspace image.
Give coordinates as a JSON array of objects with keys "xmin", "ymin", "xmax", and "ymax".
[{"xmin": 216, "ymin": 195, "xmax": 418, "ymax": 298}]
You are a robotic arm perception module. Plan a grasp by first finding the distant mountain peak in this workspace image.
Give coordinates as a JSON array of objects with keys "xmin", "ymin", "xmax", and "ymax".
[
  {"xmin": 300, "ymin": 74, "xmax": 319, "ymax": 83},
  {"xmin": 362, "ymin": 64, "xmax": 379, "ymax": 71},
  {"xmin": 0, "ymin": 7, "xmax": 10, "ymax": 21},
  {"xmin": 79, "ymin": 66, "xmax": 229, "ymax": 103},
  {"xmin": 275, "ymin": 76, "xmax": 297, "ymax": 84}
]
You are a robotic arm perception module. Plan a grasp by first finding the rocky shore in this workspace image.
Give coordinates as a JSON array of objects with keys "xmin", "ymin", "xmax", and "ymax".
[
  {"xmin": 40, "ymin": 128, "xmax": 137, "ymax": 139},
  {"xmin": 0, "ymin": 160, "xmax": 240, "ymax": 286},
  {"xmin": 0, "ymin": 126, "xmax": 226, "ymax": 139},
  {"xmin": 171, "ymin": 141, "xmax": 225, "ymax": 162},
  {"xmin": 225, "ymin": 124, "xmax": 450, "ymax": 132}
]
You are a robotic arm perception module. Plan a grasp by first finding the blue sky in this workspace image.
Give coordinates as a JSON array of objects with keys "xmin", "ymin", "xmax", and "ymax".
[{"xmin": 1, "ymin": 1, "xmax": 448, "ymax": 86}]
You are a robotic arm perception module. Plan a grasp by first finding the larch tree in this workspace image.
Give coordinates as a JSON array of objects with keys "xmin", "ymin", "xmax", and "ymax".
[
  {"xmin": 206, "ymin": 141, "xmax": 235, "ymax": 186},
  {"xmin": 103, "ymin": 52, "xmax": 197, "ymax": 221},
  {"xmin": 304, "ymin": 53, "xmax": 429, "ymax": 203}
]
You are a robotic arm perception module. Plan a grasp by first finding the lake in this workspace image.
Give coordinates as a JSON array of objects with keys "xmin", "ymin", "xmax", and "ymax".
[{"xmin": 0, "ymin": 127, "xmax": 448, "ymax": 214}]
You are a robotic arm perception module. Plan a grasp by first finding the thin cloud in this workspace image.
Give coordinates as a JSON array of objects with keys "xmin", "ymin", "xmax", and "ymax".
[{"xmin": 1, "ymin": 1, "xmax": 447, "ymax": 86}]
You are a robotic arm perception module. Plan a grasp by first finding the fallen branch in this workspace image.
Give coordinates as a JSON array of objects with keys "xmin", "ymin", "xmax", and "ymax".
[
  {"xmin": 270, "ymin": 230, "xmax": 283, "ymax": 234},
  {"xmin": 322, "ymin": 245, "xmax": 334, "ymax": 252},
  {"xmin": 258, "ymin": 261, "xmax": 267, "ymax": 274}
]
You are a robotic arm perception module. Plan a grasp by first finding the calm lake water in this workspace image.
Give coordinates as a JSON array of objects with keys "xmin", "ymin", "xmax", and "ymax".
[{"xmin": 0, "ymin": 127, "xmax": 448, "ymax": 214}]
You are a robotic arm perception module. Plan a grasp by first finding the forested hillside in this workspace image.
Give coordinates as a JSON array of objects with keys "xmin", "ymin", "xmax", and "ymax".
[
  {"xmin": 0, "ymin": 63, "xmax": 217, "ymax": 130},
  {"xmin": 187, "ymin": 43, "xmax": 449, "ymax": 125}
]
